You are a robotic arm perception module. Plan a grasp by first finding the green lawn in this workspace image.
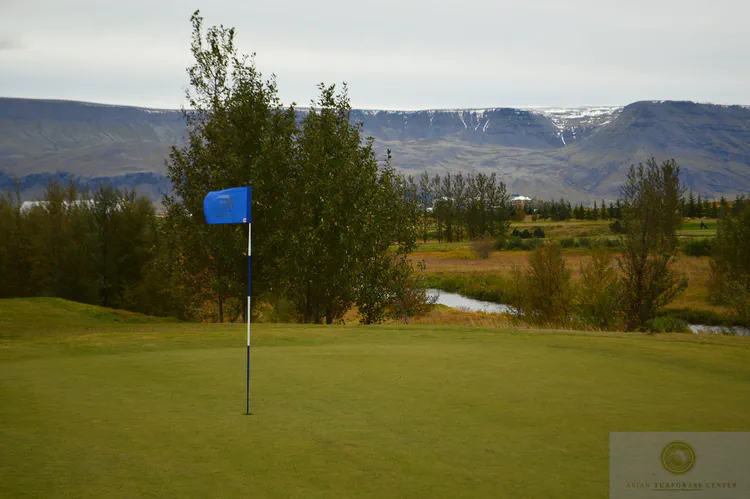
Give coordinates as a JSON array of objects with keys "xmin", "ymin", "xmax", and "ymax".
[
  {"xmin": 678, "ymin": 219, "xmax": 717, "ymax": 237},
  {"xmin": 2, "ymin": 298, "xmax": 749, "ymax": 498}
]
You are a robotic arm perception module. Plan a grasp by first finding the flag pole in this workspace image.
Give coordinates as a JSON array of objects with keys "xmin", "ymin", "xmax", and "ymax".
[
  {"xmin": 202, "ymin": 186, "xmax": 252, "ymax": 415},
  {"xmin": 246, "ymin": 221, "xmax": 251, "ymax": 415}
]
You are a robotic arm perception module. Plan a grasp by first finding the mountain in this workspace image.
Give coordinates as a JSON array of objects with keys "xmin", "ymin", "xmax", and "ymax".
[{"xmin": 1, "ymin": 97, "xmax": 749, "ymax": 202}]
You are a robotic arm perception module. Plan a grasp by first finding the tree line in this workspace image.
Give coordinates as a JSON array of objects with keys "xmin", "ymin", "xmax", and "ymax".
[
  {"xmin": 408, "ymin": 172, "xmax": 512, "ymax": 243},
  {"xmin": 0, "ymin": 183, "xmax": 171, "ymax": 314}
]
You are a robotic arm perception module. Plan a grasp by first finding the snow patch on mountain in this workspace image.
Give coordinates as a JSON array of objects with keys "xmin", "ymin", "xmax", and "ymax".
[{"xmin": 523, "ymin": 106, "xmax": 622, "ymax": 145}]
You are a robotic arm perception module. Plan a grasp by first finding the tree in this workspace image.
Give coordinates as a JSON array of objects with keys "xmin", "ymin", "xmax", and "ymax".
[
  {"xmin": 686, "ymin": 190, "xmax": 696, "ymax": 218},
  {"xmin": 165, "ymin": 12, "xmax": 426, "ymax": 325},
  {"xmin": 438, "ymin": 174, "xmax": 455, "ymax": 242},
  {"xmin": 509, "ymin": 242, "xmax": 574, "ymax": 324},
  {"xmin": 719, "ymin": 196, "xmax": 729, "ymax": 217},
  {"xmin": 0, "ymin": 182, "xmax": 32, "ymax": 298},
  {"xmin": 418, "ymin": 172, "xmax": 431, "ymax": 243},
  {"xmin": 164, "ymin": 10, "xmax": 292, "ymax": 322},
  {"xmin": 733, "ymin": 195, "xmax": 748, "ymax": 217},
  {"xmin": 709, "ymin": 204, "xmax": 750, "ymax": 320},
  {"xmin": 430, "ymin": 175, "xmax": 443, "ymax": 242},
  {"xmin": 89, "ymin": 185, "xmax": 159, "ymax": 309},
  {"xmin": 288, "ymin": 85, "xmax": 420, "ymax": 323},
  {"xmin": 452, "ymin": 173, "xmax": 466, "ymax": 242},
  {"xmin": 702, "ymin": 196, "xmax": 711, "ymax": 219},
  {"xmin": 617, "ymin": 158, "xmax": 687, "ymax": 331}
]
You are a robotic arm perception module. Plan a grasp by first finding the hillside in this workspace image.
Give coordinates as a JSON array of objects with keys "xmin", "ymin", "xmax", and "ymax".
[{"xmin": 1, "ymin": 97, "xmax": 749, "ymax": 201}]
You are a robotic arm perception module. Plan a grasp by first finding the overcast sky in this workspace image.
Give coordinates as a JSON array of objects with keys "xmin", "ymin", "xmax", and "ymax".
[{"xmin": 1, "ymin": 0, "xmax": 748, "ymax": 110}]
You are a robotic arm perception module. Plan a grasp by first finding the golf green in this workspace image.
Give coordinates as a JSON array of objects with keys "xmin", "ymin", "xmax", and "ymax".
[{"xmin": 1, "ymin": 299, "xmax": 749, "ymax": 497}]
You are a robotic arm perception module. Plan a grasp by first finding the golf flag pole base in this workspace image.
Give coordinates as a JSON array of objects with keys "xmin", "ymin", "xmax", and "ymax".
[
  {"xmin": 203, "ymin": 186, "xmax": 252, "ymax": 416},
  {"xmin": 250, "ymin": 224, "xmax": 253, "ymax": 416}
]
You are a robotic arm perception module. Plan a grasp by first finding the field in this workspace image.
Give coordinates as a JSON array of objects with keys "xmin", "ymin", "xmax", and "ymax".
[
  {"xmin": 2, "ymin": 298, "xmax": 750, "ymax": 497},
  {"xmin": 411, "ymin": 218, "xmax": 730, "ymax": 321}
]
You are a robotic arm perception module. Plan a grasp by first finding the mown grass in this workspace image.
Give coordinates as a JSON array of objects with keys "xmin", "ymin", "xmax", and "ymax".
[
  {"xmin": 1, "ymin": 298, "xmax": 749, "ymax": 498},
  {"xmin": 678, "ymin": 219, "xmax": 717, "ymax": 237}
]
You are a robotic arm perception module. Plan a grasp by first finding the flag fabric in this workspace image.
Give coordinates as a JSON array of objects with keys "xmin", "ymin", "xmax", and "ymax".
[{"xmin": 203, "ymin": 187, "xmax": 252, "ymax": 225}]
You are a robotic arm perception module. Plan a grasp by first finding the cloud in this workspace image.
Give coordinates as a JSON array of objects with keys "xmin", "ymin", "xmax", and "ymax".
[
  {"xmin": 1, "ymin": 0, "xmax": 749, "ymax": 108},
  {"xmin": 0, "ymin": 38, "xmax": 18, "ymax": 51}
]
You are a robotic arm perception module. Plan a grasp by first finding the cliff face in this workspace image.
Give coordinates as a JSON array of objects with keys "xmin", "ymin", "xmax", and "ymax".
[
  {"xmin": 1, "ymin": 97, "xmax": 749, "ymax": 202},
  {"xmin": 351, "ymin": 106, "xmax": 620, "ymax": 147}
]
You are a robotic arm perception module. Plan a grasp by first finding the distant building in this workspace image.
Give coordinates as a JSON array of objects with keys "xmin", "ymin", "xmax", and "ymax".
[{"xmin": 510, "ymin": 195, "xmax": 531, "ymax": 211}]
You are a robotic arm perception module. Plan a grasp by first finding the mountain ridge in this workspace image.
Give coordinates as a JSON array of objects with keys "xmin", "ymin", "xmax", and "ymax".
[{"xmin": 1, "ymin": 97, "xmax": 749, "ymax": 202}]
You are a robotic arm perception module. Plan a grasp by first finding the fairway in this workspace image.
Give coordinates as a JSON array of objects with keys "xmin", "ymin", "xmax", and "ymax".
[{"xmin": 2, "ymin": 299, "xmax": 749, "ymax": 498}]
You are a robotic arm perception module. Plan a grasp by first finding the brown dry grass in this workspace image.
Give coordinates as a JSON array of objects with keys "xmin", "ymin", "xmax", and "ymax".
[
  {"xmin": 415, "ymin": 249, "xmax": 592, "ymax": 276},
  {"xmin": 415, "ymin": 249, "xmax": 725, "ymax": 315}
]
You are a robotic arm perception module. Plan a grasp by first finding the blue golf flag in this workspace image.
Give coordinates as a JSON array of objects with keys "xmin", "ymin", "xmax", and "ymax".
[{"xmin": 203, "ymin": 187, "xmax": 252, "ymax": 225}]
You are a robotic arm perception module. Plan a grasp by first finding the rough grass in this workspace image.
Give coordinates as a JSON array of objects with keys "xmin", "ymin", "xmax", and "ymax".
[
  {"xmin": 1, "ymin": 298, "xmax": 749, "ymax": 498},
  {"xmin": 415, "ymin": 247, "xmax": 730, "ymax": 321}
]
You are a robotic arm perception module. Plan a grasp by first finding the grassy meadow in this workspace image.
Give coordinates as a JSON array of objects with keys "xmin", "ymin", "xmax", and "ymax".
[{"xmin": 1, "ymin": 298, "xmax": 749, "ymax": 498}]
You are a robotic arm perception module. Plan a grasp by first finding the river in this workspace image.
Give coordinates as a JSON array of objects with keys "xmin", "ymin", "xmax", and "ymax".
[
  {"xmin": 426, "ymin": 289, "xmax": 512, "ymax": 314},
  {"xmin": 426, "ymin": 289, "xmax": 749, "ymax": 336}
]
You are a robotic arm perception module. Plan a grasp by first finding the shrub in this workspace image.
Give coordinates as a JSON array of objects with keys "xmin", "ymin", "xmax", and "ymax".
[
  {"xmin": 609, "ymin": 219, "xmax": 624, "ymax": 234},
  {"xmin": 520, "ymin": 229, "xmax": 532, "ymax": 239},
  {"xmin": 533, "ymin": 227, "xmax": 545, "ymax": 238},
  {"xmin": 505, "ymin": 236, "xmax": 523, "ymax": 250},
  {"xmin": 521, "ymin": 238, "xmax": 542, "ymax": 251},
  {"xmin": 511, "ymin": 228, "xmax": 521, "ymax": 237},
  {"xmin": 559, "ymin": 237, "xmax": 576, "ymax": 248},
  {"xmin": 648, "ymin": 316, "xmax": 689, "ymax": 333},
  {"xmin": 599, "ymin": 237, "xmax": 622, "ymax": 248},
  {"xmin": 578, "ymin": 237, "xmax": 593, "ymax": 248},
  {"xmin": 512, "ymin": 210, "xmax": 526, "ymax": 222},
  {"xmin": 531, "ymin": 214, "xmax": 538, "ymax": 221},
  {"xmin": 470, "ymin": 235, "xmax": 494, "ymax": 259},
  {"xmin": 577, "ymin": 248, "xmax": 622, "ymax": 330},
  {"xmin": 508, "ymin": 243, "xmax": 574, "ymax": 324},
  {"xmin": 494, "ymin": 234, "xmax": 507, "ymax": 250},
  {"xmin": 682, "ymin": 238, "xmax": 713, "ymax": 257}
]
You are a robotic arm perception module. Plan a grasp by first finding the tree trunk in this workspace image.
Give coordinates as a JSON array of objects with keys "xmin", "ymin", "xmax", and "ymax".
[{"xmin": 304, "ymin": 280, "xmax": 312, "ymax": 323}]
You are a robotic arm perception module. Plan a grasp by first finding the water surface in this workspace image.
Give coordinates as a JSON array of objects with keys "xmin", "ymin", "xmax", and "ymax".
[{"xmin": 426, "ymin": 289, "xmax": 512, "ymax": 314}]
